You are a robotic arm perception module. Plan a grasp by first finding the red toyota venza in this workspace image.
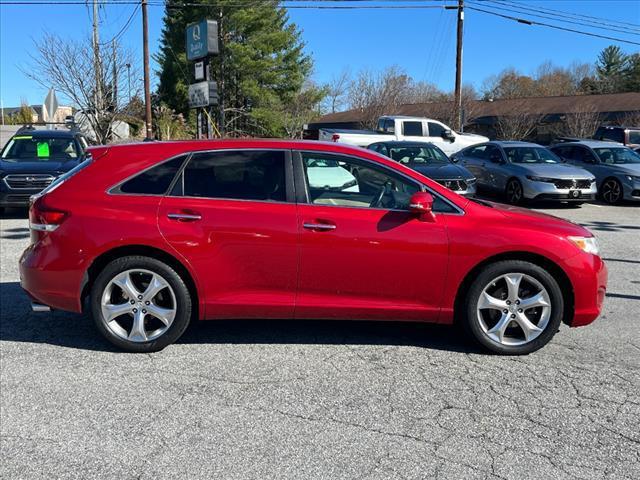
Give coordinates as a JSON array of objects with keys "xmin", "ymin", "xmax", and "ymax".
[{"xmin": 20, "ymin": 140, "xmax": 607, "ymax": 354}]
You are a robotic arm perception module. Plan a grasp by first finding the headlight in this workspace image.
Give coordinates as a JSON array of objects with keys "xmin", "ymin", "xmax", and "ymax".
[
  {"xmin": 625, "ymin": 175, "xmax": 640, "ymax": 182},
  {"xmin": 568, "ymin": 236, "xmax": 600, "ymax": 256},
  {"xmin": 526, "ymin": 175, "xmax": 555, "ymax": 183}
]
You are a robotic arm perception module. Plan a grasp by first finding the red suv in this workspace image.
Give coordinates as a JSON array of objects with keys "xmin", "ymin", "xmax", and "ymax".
[{"xmin": 20, "ymin": 140, "xmax": 607, "ymax": 354}]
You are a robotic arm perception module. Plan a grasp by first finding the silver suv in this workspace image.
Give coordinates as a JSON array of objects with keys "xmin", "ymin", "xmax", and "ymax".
[{"xmin": 452, "ymin": 141, "xmax": 596, "ymax": 205}]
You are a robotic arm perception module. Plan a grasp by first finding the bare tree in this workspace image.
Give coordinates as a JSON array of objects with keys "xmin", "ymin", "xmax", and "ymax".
[
  {"xmin": 561, "ymin": 102, "xmax": 601, "ymax": 138},
  {"xmin": 616, "ymin": 110, "xmax": 640, "ymax": 127},
  {"xmin": 23, "ymin": 33, "xmax": 140, "ymax": 144},
  {"xmin": 495, "ymin": 101, "xmax": 545, "ymax": 140},
  {"xmin": 323, "ymin": 70, "xmax": 351, "ymax": 114}
]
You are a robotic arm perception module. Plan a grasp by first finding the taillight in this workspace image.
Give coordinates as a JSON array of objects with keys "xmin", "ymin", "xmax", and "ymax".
[
  {"xmin": 29, "ymin": 198, "xmax": 68, "ymax": 232},
  {"xmin": 331, "ymin": 133, "xmax": 340, "ymax": 142}
]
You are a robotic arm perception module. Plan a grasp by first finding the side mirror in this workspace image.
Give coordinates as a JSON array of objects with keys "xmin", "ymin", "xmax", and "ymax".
[
  {"xmin": 442, "ymin": 129, "xmax": 455, "ymax": 142},
  {"xmin": 409, "ymin": 192, "xmax": 435, "ymax": 220}
]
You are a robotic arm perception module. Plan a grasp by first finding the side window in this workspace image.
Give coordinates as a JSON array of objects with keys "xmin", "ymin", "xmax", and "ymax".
[
  {"xmin": 575, "ymin": 147, "xmax": 597, "ymax": 163},
  {"xmin": 384, "ymin": 119, "xmax": 395, "ymax": 133},
  {"xmin": 302, "ymin": 152, "xmax": 419, "ymax": 210},
  {"xmin": 601, "ymin": 129, "xmax": 624, "ymax": 143},
  {"xmin": 551, "ymin": 146, "xmax": 570, "ymax": 159},
  {"xmin": 119, "ymin": 155, "xmax": 187, "ymax": 195},
  {"xmin": 368, "ymin": 144, "xmax": 381, "ymax": 153},
  {"xmin": 467, "ymin": 145, "xmax": 486, "ymax": 158},
  {"xmin": 484, "ymin": 145, "xmax": 502, "ymax": 162},
  {"xmin": 428, "ymin": 122, "xmax": 446, "ymax": 137},
  {"xmin": 402, "ymin": 121, "xmax": 424, "ymax": 136},
  {"xmin": 181, "ymin": 150, "xmax": 286, "ymax": 201}
]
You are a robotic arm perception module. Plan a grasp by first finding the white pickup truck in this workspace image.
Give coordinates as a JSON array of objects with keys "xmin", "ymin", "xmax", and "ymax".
[{"xmin": 318, "ymin": 115, "xmax": 489, "ymax": 155}]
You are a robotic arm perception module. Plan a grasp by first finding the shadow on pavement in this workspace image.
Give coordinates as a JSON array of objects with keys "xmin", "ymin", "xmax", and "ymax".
[{"xmin": 0, "ymin": 281, "xmax": 482, "ymax": 354}]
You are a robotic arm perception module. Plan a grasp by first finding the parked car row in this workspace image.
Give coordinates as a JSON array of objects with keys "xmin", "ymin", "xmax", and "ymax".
[{"xmin": 365, "ymin": 138, "xmax": 640, "ymax": 206}]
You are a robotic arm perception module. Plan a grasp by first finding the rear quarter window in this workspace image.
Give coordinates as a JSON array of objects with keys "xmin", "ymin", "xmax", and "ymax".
[{"xmin": 117, "ymin": 155, "xmax": 187, "ymax": 195}]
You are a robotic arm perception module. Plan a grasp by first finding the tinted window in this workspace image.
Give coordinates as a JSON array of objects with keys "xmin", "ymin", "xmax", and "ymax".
[
  {"xmin": 574, "ymin": 147, "xmax": 597, "ymax": 163},
  {"xmin": 466, "ymin": 145, "xmax": 487, "ymax": 158},
  {"xmin": 120, "ymin": 155, "xmax": 186, "ymax": 195},
  {"xmin": 403, "ymin": 121, "xmax": 423, "ymax": 136},
  {"xmin": 384, "ymin": 119, "xmax": 395, "ymax": 133},
  {"xmin": 550, "ymin": 146, "xmax": 572, "ymax": 159},
  {"xmin": 597, "ymin": 129, "xmax": 624, "ymax": 143},
  {"xmin": 484, "ymin": 145, "xmax": 502, "ymax": 161},
  {"xmin": 428, "ymin": 122, "xmax": 446, "ymax": 137},
  {"xmin": 182, "ymin": 150, "xmax": 286, "ymax": 201}
]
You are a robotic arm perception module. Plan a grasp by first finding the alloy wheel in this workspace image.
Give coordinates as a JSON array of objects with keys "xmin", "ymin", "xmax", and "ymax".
[
  {"xmin": 476, "ymin": 273, "xmax": 551, "ymax": 347},
  {"xmin": 100, "ymin": 269, "xmax": 177, "ymax": 343},
  {"xmin": 506, "ymin": 180, "xmax": 523, "ymax": 204},
  {"xmin": 602, "ymin": 179, "xmax": 621, "ymax": 204}
]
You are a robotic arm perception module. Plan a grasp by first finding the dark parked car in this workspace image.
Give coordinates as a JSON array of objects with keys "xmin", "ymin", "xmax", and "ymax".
[
  {"xmin": 593, "ymin": 125, "xmax": 640, "ymax": 149},
  {"xmin": 0, "ymin": 127, "xmax": 88, "ymax": 210},
  {"xmin": 368, "ymin": 141, "xmax": 476, "ymax": 196},
  {"xmin": 452, "ymin": 141, "xmax": 596, "ymax": 205},
  {"xmin": 550, "ymin": 140, "xmax": 640, "ymax": 204}
]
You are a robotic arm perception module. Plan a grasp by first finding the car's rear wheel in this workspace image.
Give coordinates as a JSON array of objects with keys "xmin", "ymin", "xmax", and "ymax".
[
  {"xmin": 505, "ymin": 179, "xmax": 524, "ymax": 205},
  {"xmin": 90, "ymin": 256, "xmax": 192, "ymax": 352},
  {"xmin": 463, "ymin": 260, "xmax": 564, "ymax": 354},
  {"xmin": 601, "ymin": 178, "xmax": 623, "ymax": 205}
]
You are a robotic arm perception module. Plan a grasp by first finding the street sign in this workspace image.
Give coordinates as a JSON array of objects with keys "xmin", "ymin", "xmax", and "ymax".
[
  {"xmin": 194, "ymin": 61, "xmax": 204, "ymax": 81},
  {"xmin": 188, "ymin": 81, "xmax": 219, "ymax": 108},
  {"xmin": 186, "ymin": 20, "xmax": 219, "ymax": 61},
  {"xmin": 43, "ymin": 88, "xmax": 59, "ymax": 123}
]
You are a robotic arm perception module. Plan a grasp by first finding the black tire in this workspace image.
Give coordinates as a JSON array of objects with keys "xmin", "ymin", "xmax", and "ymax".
[
  {"xmin": 90, "ymin": 255, "xmax": 192, "ymax": 353},
  {"xmin": 505, "ymin": 178, "xmax": 524, "ymax": 205},
  {"xmin": 600, "ymin": 177, "xmax": 623, "ymax": 205},
  {"xmin": 462, "ymin": 260, "xmax": 564, "ymax": 355}
]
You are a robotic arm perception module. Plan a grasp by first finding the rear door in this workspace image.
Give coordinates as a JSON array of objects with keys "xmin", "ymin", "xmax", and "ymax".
[
  {"xmin": 293, "ymin": 150, "xmax": 450, "ymax": 321},
  {"xmin": 157, "ymin": 149, "xmax": 299, "ymax": 319}
]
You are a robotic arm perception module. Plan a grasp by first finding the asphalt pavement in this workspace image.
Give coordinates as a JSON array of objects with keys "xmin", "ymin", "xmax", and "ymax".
[{"xmin": 1, "ymin": 202, "xmax": 639, "ymax": 479}]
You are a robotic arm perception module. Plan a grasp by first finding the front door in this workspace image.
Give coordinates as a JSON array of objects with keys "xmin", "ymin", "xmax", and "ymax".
[
  {"xmin": 157, "ymin": 149, "xmax": 298, "ymax": 319},
  {"xmin": 294, "ymin": 151, "xmax": 450, "ymax": 321}
]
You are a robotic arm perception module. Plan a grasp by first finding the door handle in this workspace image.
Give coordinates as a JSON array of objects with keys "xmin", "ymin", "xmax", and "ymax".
[
  {"xmin": 167, "ymin": 212, "xmax": 202, "ymax": 222},
  {"xmin": 303, "ymin": 222, "xmax": 336, "ymax": 231}
]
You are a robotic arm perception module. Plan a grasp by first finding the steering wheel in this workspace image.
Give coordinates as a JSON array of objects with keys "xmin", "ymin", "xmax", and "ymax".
[{"xmin": 369, "ymin": 182, "xmax": 390, "ymax": 208}]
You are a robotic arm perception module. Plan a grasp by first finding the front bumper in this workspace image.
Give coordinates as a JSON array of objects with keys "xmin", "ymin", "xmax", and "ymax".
[
  {"xmin": 622, "ymin": 178, "xmax": 640, "ymax": 201},
  {"xmin": 0, "ymin": 190, "xmax": 39, "ymax": 207},
  {"xmin": 563, "ymin": 254, "xmax": 608, "ymax": 327},
  {"xmin": 523, "ymin": 179, "xmax": 597, "ymax": 202}
]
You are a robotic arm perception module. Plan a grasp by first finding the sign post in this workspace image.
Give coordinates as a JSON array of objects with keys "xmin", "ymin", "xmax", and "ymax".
[{"xmin": 186, "ymin": 20, "xmax": 220, "ymax": 139}]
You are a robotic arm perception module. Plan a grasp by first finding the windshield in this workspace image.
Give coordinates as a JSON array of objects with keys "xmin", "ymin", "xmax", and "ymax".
[
  {"xmin": 504, "ymin": 147, "xmax": 559, "ymax": 164},
  {"xmin": 388, "ymin": 146, "xmax": 449, "ymax": 165},
  {"xmin": 628, "ymin": 130, "xmax": 640, "ymax": 145},
  {"xmin": 1, "ymin": 135, "xmax": 79, "ymax": 162},
  {"xmin": 594, "ymin": 147, "xmax": 640, "ymax": 164}
]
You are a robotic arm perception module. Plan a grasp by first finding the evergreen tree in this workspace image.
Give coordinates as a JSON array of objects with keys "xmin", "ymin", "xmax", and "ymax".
[
  {"xmin": 156, "ymin": 0, "xmax": 322, "ymax": 137},
  {"xmin": 596, "ymin": 45, "xmax": 627, "ymax": 93}
]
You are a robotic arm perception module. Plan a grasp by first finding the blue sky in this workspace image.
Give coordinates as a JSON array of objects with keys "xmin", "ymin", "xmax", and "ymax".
[{"xmin": 0, "ymin": 0, "xmax": 638, "ymax": 108}]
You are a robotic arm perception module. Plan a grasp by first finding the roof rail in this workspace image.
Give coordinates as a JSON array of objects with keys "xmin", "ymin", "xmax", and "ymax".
[{"xmin": 15, "ymin": 119, "xmax": 80, "ymax": 133}]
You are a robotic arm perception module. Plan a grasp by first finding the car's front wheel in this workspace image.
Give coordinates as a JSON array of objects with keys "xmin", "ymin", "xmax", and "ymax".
[
  {"xmin": 505, "ymin": 179, "xmax": 524, "ymax": 205},
  {"xmin": 601, "ymin": 178, "xmax": 623, "ymax": 205},
  {"xmin": 90, "ymin": 256, "xmax": 192, "ymax": 352},
  {"xmin": 463, "ymin": 260, "xmax": 564, "ymax": 354}
]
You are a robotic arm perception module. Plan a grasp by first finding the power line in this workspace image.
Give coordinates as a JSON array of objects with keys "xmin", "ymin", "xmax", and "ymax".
[
  {"xmin": 466, "ymin": 5, "xmax": 640, "ymax": 46},
  {"xmin": 98, "ymin": 3, "xmax": 140, "ymax": 46},
  {"xmin": 487, "ymin": 0, "xmax": 640, "ymax": 31},
  {"xmin": 478, "ymin": 0, "xmax": 640, "ymax": 36}
]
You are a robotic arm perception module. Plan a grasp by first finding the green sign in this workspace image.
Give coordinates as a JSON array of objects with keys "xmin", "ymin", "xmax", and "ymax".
[
  {"xmin": 186, "ymin": 20, "xmax": 219, "ymax": 61},
  {"xmin": 37, "ymin": 142, "xmax": 50, "ymax": 158}
]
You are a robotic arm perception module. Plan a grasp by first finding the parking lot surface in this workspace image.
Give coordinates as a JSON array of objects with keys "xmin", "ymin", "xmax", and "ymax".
[{"xmin": 1, "ymin": 202, "xmax": 639, "ymax": 479}]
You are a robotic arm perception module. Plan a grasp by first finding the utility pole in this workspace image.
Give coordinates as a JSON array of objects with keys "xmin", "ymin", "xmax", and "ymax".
[
  {"xmin": 125, "ymin": 63, "xmax": 132, "ymax": 103},
  {"xmin": 92, "ymin": 0, "xmax": 102, "ymax": 116},
  {"xmin": 218, "ymin": 8, "xmax": 225, "ymax": 136},
  {"xmin": 142, "ymin": 0, "xmax": 153, "ymax": 139},
  {"xmin": 112, "ymin": 39, "xmax": 118, "ymax": 111},
  {"xmin": 454, "ymin": 0, "xmax": 464, "ymax": 132}
]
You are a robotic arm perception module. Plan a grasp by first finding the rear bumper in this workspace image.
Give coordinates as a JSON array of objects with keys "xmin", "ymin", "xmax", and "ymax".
[
  {"xmin": 19, "ymin": 239, "xmax": 86, "ymax": 313},
  {"xmin": 564, "ymin": 254, "xmax": 608, "ymax": 327}
]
